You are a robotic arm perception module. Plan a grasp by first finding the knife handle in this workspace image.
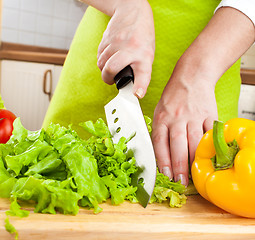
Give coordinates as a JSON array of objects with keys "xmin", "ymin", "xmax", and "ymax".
[{"xmin": 114, "ymin": 65, "xmax": 134, "ymax": 90}]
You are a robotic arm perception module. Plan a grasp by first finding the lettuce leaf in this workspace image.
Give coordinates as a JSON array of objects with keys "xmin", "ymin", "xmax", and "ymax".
[
  {"xmin": 150, "ymin": 171, "xmax": 187, "ymax": 207},
  {"xmin": 1, "ymin": 117, "xmax": 186, "ymax": 221},
  {"xmin": 5, "ymin": 217, "xmax": 18, "ymax": 240}
]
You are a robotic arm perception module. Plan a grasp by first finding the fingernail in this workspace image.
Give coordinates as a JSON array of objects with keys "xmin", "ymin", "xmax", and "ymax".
[
  {"xmin": 176, "ymin": 174, "xmax": 188, "ymax": 187},
  {"xmin": 135, "ymin": 88, "xmax": 144, "ymax": 98},
  {"xmin": 162, "ymin": 166, "xmax": 173, "ymax": 180}
]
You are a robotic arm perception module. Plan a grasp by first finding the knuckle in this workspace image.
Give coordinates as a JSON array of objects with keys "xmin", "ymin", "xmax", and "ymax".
[
  {"xmin": 153, "ymin": 109, "xmax": 167, "ymax": 123},
  {"xmin": 170, "ymin": 128, "xmax": 186, "ymax": 141},
  {"xmin": 128, "ymin": 35, "xmax": 142, "ymax": 48},
  {"xmin": 103, "ymin": 62, "xmax": 116, "ymax": 76},
  {"xmin": 134, "ymin": 67, "xmax": 151, "ymax": 81},
  {"xmin": 151, "ymin": 131, "xmax": 163, "ymax": 145},
  {"xmin": 114, "ymin": 31, "xmax": 127, "ymax": 43},
  {"xmin": 173, "ymin": 108, "xmax": 184, "ymax": 118},
  {"xmin": 102, "ymin": 75, "xmax": 113, "ymax": 85},
  {"xmin": 189, "ymin": 129, "xmax": 202, "ymax": 141},
  {"xmin": 143, "ymin": 47, "xmax": 155, "ymax": 61}
]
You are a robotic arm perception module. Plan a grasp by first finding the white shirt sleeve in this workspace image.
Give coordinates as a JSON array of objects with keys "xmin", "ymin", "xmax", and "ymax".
[{"xmin": 216, "ymin": 0, "xmax": 255, "ymax": 26}]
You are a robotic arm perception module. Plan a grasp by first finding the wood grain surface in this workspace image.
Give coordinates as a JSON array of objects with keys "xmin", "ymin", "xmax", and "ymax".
[
  {"xmin": 241, "ymin": 68, "xmax": 255, "ymax": 85},
  {"xmin": 1, "ymin": 195, "xmax": 255, "ymax": 240},
  {"xmin": 0, "ymin": 42, "xmax": 67, "ymax": 65}
]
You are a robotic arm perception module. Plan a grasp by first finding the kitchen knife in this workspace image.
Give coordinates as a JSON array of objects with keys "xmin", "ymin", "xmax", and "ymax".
[{"xmin": 104, "ymin": 65, "xmax": 157, "ymax": 208}]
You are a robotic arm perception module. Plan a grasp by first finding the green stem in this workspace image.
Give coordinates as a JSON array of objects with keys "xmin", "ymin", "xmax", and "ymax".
[{"xmin": 211, "ymin": 121, "xmax": 239, "ymax": 170}]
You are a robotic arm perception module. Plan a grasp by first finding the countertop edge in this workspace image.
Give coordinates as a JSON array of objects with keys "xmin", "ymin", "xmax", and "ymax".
[
  {"xmin": 240, "ymin": 68, "xmax": 255, "ymax": 85},
  {"xmin": 0, "ymin": 42, "xmax": 255, "ymax": 84},
  {"xmin": 0, "ymin": 42, "xmax": 68, "ymax": 65}
]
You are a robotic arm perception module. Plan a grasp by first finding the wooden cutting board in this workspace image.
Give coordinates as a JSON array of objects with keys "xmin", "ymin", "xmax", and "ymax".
[{"xmin": 1, "ymin": 195, "xmax": 255, "ymax": 240}]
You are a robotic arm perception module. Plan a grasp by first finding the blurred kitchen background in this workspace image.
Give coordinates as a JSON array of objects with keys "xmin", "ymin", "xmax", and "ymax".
[
  {"xmin": 0, "ymin": 0, "xmax": 254, "ymax": 131},
  {"xmin": 239, "ymin": 44, "xmax": 255, "ymax": 122},
  {"xmin": 1, "ymin": 0, "xmax": 87, "ymax": 49},
  {"xmin": 0, "ymin": 0, "xmax": 88, "ymax": 130}
]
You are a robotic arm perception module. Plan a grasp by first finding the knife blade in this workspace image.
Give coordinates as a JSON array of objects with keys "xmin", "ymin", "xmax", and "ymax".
[{"xmin": 104, "ymin": 66, "xmax": 157, "ymax": 208}]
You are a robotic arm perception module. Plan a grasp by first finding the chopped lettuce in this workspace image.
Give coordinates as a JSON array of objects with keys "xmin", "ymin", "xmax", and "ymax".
[
  {"xmin": 5, "ymin": 217, "xmax": 18, "ymax": 240},
  {"xmin": 150, "ymin": 171, "xmax": 187, "ymax": 207},
  {"xmin": 1, "ymin": 117, "xmax": 186, "ymax": 237}
]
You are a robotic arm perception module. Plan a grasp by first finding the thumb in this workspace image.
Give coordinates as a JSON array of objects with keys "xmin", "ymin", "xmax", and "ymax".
[{"xmin": 131, "ymin": 63, "xmax": 152, "ymax": 99}]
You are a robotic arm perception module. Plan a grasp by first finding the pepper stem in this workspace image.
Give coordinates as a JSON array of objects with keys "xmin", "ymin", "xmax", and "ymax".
[{"xmin": 211, "ymin": 121, "xmax": 239, "ymax": 170}]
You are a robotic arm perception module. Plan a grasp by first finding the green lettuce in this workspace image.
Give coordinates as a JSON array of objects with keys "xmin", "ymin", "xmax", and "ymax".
[
  {"xmin": 5, "ymin": 217, "xmax": 18, "ymax": 240},
  {"xmin": 150, "ymin": 171, "xmax": 187, "ymax": 207},
  {"xmin": 1, "ymin": 117, "xmax": 187, "ymax": 239},
  {"xmin": 1, "ymin": 118, "xmax": 141, "ymax": 216}
]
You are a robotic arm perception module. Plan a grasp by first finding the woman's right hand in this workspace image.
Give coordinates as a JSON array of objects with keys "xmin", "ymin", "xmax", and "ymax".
[{"xmin": 97, "ymin": 0, "xmax": 155, "ymax": 98}]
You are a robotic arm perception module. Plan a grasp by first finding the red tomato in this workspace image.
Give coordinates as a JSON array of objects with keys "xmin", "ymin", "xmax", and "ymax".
[
  {"xmin": 0, "ymin": 109, "xmax": 17, "ymax": 143},
  {"xmin": 0, "ymin": 118, "xmax": 14, "ymax": 143},
  {"xmin": 0, "ymin": 109, "xmax": 16, "ymax": 122}
]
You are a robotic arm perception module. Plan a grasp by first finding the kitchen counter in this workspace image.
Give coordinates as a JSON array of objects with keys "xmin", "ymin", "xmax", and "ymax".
[
  {"xmin": 0, "ymin": 42, "xmax": 68, "ymax": 65},
  {"xmin": 1, "ymin": 195, "xmax": 255, "ymax": 239},
  {"xmin": 241, "ymin": 68, "xmax": 255, "ymax": 85}
]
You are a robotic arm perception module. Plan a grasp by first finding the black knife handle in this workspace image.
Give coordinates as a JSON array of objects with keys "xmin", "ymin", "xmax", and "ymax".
[{"xmin": 114, "ymin": 65, "xmax": 134, "ymax": 90}]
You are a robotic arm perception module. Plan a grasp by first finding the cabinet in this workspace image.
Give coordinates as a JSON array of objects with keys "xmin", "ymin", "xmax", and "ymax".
[
  {"xmin": 239, "ymin": 68, "xmax": 255, "ymax": 121},
  {"xmin": 0, "ymin": 60, "xmax": 62, "ymax": 130},
  {"xmin": 238, "ymin": 84, "xmax": 255, "ymax": 121}
]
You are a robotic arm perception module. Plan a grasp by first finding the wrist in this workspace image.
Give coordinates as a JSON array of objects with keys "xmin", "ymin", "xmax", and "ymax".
[
  {"xmin": 170, "ymin": 50, "xmax": 218, "ymax": 90},
  {"xmin": 170, "ymin": 6, "xmax": 255, "ymax": 90}
]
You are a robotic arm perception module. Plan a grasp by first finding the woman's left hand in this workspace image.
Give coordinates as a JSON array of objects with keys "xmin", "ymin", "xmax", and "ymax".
[{"xmin": 152, "ymin": 62, "xmax": 218, "ymax": 186}]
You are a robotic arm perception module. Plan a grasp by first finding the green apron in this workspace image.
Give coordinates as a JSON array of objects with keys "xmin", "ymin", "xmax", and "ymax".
[{"xmin": 43, "ymin": 0, "xmax": 241, "ymax": 139}]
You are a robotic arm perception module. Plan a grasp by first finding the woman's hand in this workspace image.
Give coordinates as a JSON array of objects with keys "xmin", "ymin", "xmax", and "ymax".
[
  {"xmin": 97, "ymin": 0, "xmax": 155, "ymax": 98},
  {"xmin": 152, "ymin": 62, "xmax": 218, "ymax": 186}
]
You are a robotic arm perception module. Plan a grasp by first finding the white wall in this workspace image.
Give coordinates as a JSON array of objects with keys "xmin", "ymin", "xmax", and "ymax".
[{"xmin": 1, "ymin": 0, "xmax": 88, "ymax": 49}]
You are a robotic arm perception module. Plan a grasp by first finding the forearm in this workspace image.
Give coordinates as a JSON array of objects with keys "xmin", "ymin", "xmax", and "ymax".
[
  {"xmin": 78, "ymin": 0, "xmax": 148, "ymax": 16},
  {"xmin": 172, "ymin": 7, "xmax": 255, "ymax": 87}
]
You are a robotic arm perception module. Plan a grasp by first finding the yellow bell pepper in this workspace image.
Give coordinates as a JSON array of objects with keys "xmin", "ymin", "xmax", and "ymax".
[{"xmin": 191, "ymin": 118, "xmax": 255, "ymax": 218}]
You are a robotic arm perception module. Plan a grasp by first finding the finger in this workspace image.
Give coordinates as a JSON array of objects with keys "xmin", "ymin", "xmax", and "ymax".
[
  {"xmin": 131, "ymin": 61, "xmax": 152, "ymax": 99},
  {"xmin": 97, "ymin": 44, "xmax": 118, "ymax": 71},
  {"xmin": 97, "ymin": 32, "xmax": 111, "ymax": 59},
  {"xmin": 151, "ymin": 123, "xmax": 173, "ymax": 180},
  {"xmin": 187, "ymin": 121, "xmax": 204, "ymax": 167},
  {"xmin": 169, "ymin": 123, "xmax": 189, "ymax": 186},
  {"xmin": 203, "ymin": 116, "xmax": 216, "ymax": 132},
  {"xmin": 101, "ymin": 50, "xmax": 133, "ymax": 85}
]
